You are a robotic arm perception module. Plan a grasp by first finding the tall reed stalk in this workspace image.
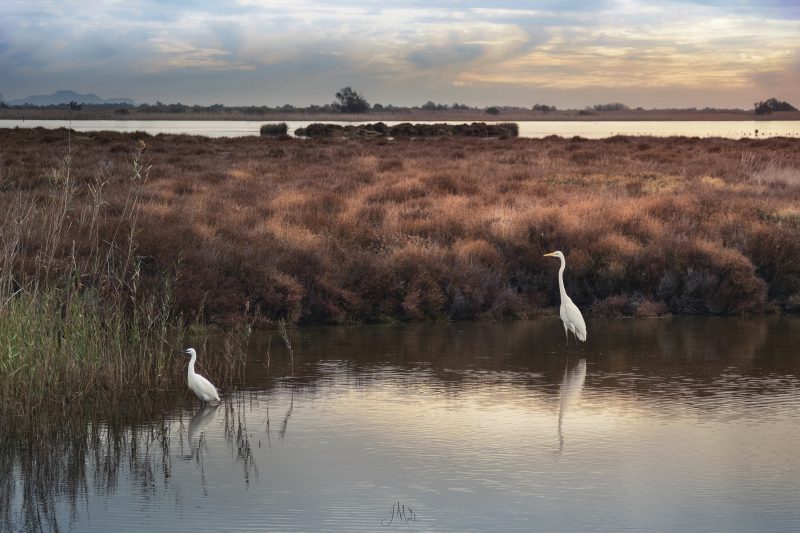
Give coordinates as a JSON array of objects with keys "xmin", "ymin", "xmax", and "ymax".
[{"xmin": 0, "ymin": 144, "xmax": 243, "ymax": 424}]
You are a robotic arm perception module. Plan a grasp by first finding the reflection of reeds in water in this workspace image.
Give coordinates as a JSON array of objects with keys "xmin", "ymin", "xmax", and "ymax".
[
  {"xmin": 224, "ymin": 394, "xmax": 259, "ymax": 484},
  {"xmin": 4, "ymin": 394, "xmax": 266, "ymax": 532},
  {"xmin": 558, "ymin": 359, "xmax": 587, "ymax": 452},
  {"xmin": 279, "ymin": 389, "xmax": 294, "ymax": 441},
  {"xmin": 0, "ymin": 404, "xmax": 173, "ymax": 533},
  {"xmin": 261, "ymin": 386, "xmax": 297, "ymax": 450}
]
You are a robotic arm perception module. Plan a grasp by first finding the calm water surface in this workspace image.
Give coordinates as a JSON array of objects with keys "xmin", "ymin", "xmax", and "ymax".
[
  {"xmin": 2, "ymin": 119, "xmax": 799, "ymax": 139},
  {"xmin": 4, "ymin": 317, "xmax": 800, "ymax": 532}
]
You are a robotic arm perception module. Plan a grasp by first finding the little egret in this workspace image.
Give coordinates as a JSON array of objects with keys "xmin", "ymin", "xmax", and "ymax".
[
  {"xmin": 543, "ymin": 251, "xmax": 587, "ymax": 344},
  {"xmin": 184, "ymin": 348, "xmax": 221, "ymax": 404}
]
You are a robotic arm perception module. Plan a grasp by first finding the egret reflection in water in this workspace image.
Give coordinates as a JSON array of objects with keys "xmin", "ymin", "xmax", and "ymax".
[
  {"xmin": 184, "ymin": 404, "xmax": 219, "ymax": 496},
  {"xmin": 181, "ymin": 399, "xmax": 261, "ymax": 494},
  {"xmin": 558, "ymin": 359, "xmax": 587, "ymax": 451},
  {"xmin": 188, "ymin": 404, "xmax": 219, "ymax": 444}
]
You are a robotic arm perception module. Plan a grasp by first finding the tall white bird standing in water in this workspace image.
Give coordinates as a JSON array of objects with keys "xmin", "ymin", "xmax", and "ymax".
[
  {"xmin": 543, "ymin": 251, "xmax": 587, "ymax": 345},
  {"xmin": 184, "ymin": 348, "xmax": 221, "ymax": 404}
]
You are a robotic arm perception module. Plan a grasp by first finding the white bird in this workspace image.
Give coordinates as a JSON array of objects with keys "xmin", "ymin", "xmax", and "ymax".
[
  {"xmin": 543, "ymin": 251, "xmax": 587, "ymax": 344},
  {"xmin": 184, "ymin": 348, "xmax": 221, "ymax": 404}
]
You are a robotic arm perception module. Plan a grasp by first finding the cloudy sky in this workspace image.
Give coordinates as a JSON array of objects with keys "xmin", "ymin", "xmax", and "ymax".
[{"xmin": 1, "ymin": 0, "xmax": 798, "ymax": 108}]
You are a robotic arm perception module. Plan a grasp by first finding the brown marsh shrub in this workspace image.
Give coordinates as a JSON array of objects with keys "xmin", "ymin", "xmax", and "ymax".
[{"xmin": 2, "ymin": 128, "xmax": 799, "ymax": 325}]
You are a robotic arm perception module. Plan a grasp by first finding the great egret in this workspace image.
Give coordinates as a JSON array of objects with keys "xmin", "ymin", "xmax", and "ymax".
[
  {"xmin": 184, "ymin": 348, "xmax": 221, "ymax": 404},
  {"xmin": 543, "ymin": 251, "xmax": 587, "ymax": 344}
]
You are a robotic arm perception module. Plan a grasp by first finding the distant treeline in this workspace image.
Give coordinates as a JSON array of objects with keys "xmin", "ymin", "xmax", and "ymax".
[
  {"xmin": 3, "ymin": 99, "xmax": 791, "ymax": 116},
  {"xmin": 1, "ymin": 99, "xmax": 532, "ymax": 114}
]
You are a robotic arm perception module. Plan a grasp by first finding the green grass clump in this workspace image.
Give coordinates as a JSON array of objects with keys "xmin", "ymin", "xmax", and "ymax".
[{"xmin": 0, "ymin": 286, "xmax": 181, "ymax": 415}]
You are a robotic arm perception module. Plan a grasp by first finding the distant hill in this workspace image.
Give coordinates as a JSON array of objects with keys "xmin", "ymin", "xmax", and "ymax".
[{"xmin": 10, "ymin": 90, "xmax": 135, "ymax": 106}]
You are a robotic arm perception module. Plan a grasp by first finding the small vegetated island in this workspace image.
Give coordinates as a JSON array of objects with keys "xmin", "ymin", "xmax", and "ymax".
[{"xmin": 293, "ymin": 122, "xmax": 519, "ymax": 138}]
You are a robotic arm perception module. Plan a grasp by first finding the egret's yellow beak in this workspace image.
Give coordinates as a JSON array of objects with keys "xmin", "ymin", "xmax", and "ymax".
[{"xmin": 543, "ymin": 252, "xmax": 557, "ymax": 257}]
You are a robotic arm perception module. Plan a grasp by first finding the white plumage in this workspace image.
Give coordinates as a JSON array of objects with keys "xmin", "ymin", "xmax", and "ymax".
[
  {"xmin": 184, "ymin": 348, "xmax": 221, "ymax": 404},
  {"xmin": 544, "ymin": 251, "xmax": 587, "ymax": 344}
]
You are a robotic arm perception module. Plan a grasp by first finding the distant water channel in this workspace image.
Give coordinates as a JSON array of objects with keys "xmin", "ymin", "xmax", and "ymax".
[
  {"xmin": 2, "ymin": 119, "xmax": 799, "ymax": 139},
  {"xmin": 4, "ymin": 317, "xmax": 800, "ymax": 532}
]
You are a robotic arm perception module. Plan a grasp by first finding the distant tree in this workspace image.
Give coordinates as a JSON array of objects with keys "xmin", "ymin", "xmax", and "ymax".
[
  {"xmin": 452, "ymin": 102, "xmax": 471, "ymax": 110},
  {"xmin": 754, "ymin": 97, "xmax": 798, "ymax": 115},
  {"xmin": 532, "ymin": 103, "xmax": 556, "ymax": 112},
  {"xmin": 334, "ymin": 87, "xmax": 370, "ymax": 113},
  {"xmin": 372, "ymin": 103, "xmax": 384, "ymax": 111},
  {"xmin": 422, "ymin": 101, "xmax": 448, "ymax": 111},
  {"xmin": 166, "ymin": 102, "xmax": 188, "ymax": 113},
  {"xmin": 68, "ymin": 101, "xmax": 82, "ymax": 111},
  {"xmin": 592, "ymin": 102, "xmax": 628, "ymax": 112},
  {"xmin": 485, "ymin": 106, "xmax": 501, "ymax": 115}
]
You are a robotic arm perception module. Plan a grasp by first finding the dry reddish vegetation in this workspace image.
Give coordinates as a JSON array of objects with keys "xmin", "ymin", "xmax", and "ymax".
[{"xmin": 2, "ymin": 127, "xmax": 799, "ymax": 325}]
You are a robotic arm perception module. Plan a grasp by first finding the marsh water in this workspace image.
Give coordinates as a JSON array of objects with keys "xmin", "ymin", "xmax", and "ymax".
[
  {"xmin": 2, "ymin": 119, "xmax": 800, "ymax": 139},
  {"xmin": 4, "ymin": 317, "xmax": 800, "ymax": 532}
]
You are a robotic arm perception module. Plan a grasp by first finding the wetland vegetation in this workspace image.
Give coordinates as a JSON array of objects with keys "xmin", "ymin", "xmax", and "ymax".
[
  {"xmin": 0, "ymin": 126, "xmax": 799, "ymax": 413},
  {"xmin": 1, "ymin": 123, "xmax": 799, "ymax": 531},
  {"xmin": 2, "ymin": 127, "xmax": 799, "ymax": 325}
]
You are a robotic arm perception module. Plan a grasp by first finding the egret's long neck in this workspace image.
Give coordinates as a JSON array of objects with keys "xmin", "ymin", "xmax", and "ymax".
[
  {"xmin": 557, "ymin": 256, "xmax": 567, "ymax": 301},
  {"xmin": 188, "ymin": 352, "xmax": 197, "ymax": 376}
]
